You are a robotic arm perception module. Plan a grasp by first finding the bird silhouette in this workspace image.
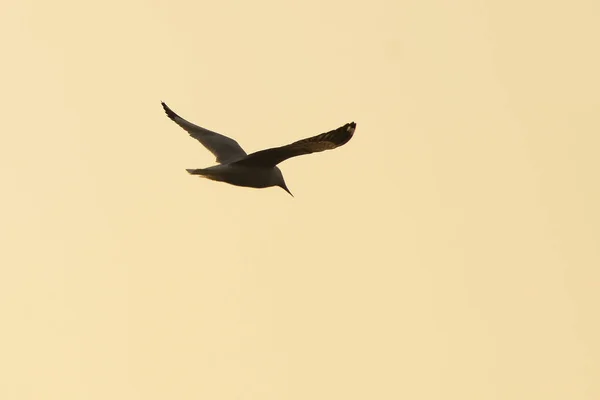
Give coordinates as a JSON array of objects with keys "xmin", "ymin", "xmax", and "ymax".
[{"xmin": 162, "ymin": 102, "xmax": 355, "ymax": 196}]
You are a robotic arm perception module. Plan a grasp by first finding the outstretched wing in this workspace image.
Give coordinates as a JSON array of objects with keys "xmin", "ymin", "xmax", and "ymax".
[
  {"xmin": 161, "ymin": 102, "xmax": 247, "ymax": 164},
  {"xmin": 233, "ymin": 122, "xmax": 356, "ymax": 168}
]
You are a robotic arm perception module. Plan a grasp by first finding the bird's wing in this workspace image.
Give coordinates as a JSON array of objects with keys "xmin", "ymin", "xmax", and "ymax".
[
  {"xmin": 161, "ymin": 102, "xmax": 247, "ymax": 164},
  {"xmin": 233, "ymin": 122, "xmax": 356, "ymax": 168}
]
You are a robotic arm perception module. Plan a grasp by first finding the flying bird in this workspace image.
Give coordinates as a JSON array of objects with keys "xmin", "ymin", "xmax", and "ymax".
[{"xmin": 161, "ymin": 102, "xmax": 356, "ymax": 196}]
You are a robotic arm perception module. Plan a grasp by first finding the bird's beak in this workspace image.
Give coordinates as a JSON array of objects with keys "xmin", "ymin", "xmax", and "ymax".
[{"xmin": 280, "ymin": 183, "xmax": 293, "ymax": 197}]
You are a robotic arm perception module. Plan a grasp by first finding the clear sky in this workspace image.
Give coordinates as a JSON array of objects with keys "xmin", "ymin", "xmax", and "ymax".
[{"xmin": 1, "ymin": 0, "xmax": 599, "ymax": 398}]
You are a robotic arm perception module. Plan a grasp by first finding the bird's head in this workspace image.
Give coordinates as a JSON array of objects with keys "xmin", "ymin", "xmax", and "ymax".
[{"xmin": 272, "ymin": 167, "xmax": 293, "ymax": 197}]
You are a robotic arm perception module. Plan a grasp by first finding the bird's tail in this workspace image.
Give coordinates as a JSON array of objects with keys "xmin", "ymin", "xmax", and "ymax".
[{"xmin": 186, "ymin": 169, "xmax": 219, "ymax": 181}]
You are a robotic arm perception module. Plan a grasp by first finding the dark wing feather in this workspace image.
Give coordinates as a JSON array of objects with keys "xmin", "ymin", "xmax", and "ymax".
[
  {"xmin": 233, "ymin": 122, "xmax": 356, "ymax": 168},
  {"xmin": 161, "ymin": 102, "xmax": 247, "ymax": 164}
]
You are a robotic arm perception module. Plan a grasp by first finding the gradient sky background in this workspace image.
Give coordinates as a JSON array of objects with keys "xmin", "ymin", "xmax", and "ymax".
[{"xmin": 1, "ymin": 0, "xmax": 599, "ymax": 398}]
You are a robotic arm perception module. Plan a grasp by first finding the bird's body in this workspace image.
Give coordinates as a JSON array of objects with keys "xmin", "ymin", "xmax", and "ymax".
[
  {"xmin": 161, "ymin": 102, "xmax": 355, "ymax": 196},
  {"xmin": 186, "ymin": 164, "xmax": 285, "ymax": 189}
]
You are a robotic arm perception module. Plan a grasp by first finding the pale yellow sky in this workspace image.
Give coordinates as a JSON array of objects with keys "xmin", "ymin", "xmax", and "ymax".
[{"xmin": 1, "ymin": 0, "xmax": 599, "ymax": 398}]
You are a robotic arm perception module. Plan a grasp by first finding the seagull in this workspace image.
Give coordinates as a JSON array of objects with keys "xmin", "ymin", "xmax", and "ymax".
[{"xmin": 161, "ymin": 102, "xmax": 356, "ymax": 196}]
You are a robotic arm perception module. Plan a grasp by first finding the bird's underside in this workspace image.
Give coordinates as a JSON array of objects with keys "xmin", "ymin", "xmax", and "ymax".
[{"xmin": 161, "ymin": 102, "xmax": 355, "ymax": 195}]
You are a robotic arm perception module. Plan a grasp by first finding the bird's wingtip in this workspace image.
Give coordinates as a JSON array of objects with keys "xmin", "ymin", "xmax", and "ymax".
[
  {"xmin": 347, "ymin": 121, "xmax": 357, "ymax": 134},
  {"xmin": 161, "ymin": 101, "xmax": 178, "ymax": 120}
]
